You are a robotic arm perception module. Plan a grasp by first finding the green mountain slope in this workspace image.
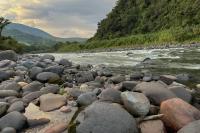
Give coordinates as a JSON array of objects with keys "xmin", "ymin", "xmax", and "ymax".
[
  {"xmin": 92, "ymin": 0, "xmax": 200, "ymax": 40},
  {"xmin": 2, "ymin": 23, "xmax": 87, "ymax": 45}
]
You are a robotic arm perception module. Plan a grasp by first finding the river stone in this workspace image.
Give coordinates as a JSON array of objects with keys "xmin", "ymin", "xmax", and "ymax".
[
  {"xmin": 44, "ymin": 65, "xmax": 64, "ymax": 75},
  {"xmin": 135, "ymin": 81, "xmax": 176, "ymax": 105},
  {"xmin": 29, "ymin": 67, "xmax": 43, "ymax": 79},
  {"xmin": 77, "ymin": 92, "xmax": 97, "ymax": 106},
  {"xmin": 22, "ymin": 81, "xmax": 43, "ymax": 93},
  {"xmin": 160, "ymin": 75, "xmax": 177, "ymax": 85},
  {"xmin": 0, "ymin": 50, "xmax": 18, "ymax": 61},
  {"xmin": 0, "ymin": 90, "xmax": 19, "ymax": 98},
  {"xmin": 76, "ymin": 102, "xmax": 138, "ymax": 133},
  {"xmin": 109, "ymin": 75, "xmax": 125, "ymax": 84},
  {"xmin": 76, "ymin": 71, "xmax": 95, "ymax": 83},
  {"xmin": 177, "ymin": 120, "xmax": 200, "ymax": 133},
  {"xmin": 0, "ymin": 71, "xmax": 10, "ymax": 82},
  {"xmin": 7, "ymin": 101, "xmax": 25, "ymax": 113},
  {"xmin": 168, "ymin": 86, "xmax": 192, "ymax": 103},
  {"xmin": 160, "ymin": 98, "xmax": 200, "ymax": 131},
  {"xmin": 0, "ymin": 111, "xmax": 27, "ymax": 130},
  {"xmin": 0, "ymin": 60, "xmax": 16, "ymax": 68},
  {"xmin": 176, "ymin": 74, "xmax": 190, "ymax": 83},
  {"xmin": 27, "ymin": 118, "xmax": 50, "ymax": 128},
  {"xmin": 58, "ymin": 59, "xmax": 72, "ymax": 67},
  {"xmin": 22, "ymin": 91, "xmax": 44, "ymax": 104},
  {"xmin": 36, "ymin": 72, "xmax": 60, "ymax": 83},
  {"xmin": 40, "ymin": 93, "xmax": 67, "ymax": 112},
  {"xmin": 121, "ymin": 81, "xmax": 138, "ymax": 91},
  {"xmin": 130, "ymin": 72, "xmax": 143, "ymax": 80},
  {"xmin": 139, "ymin": 120, "xmax": 166, "ymax": 133},
  {"xmin": 98, "ymin": 88, "xmax": 121, "ymax": 103},
  {"xmin": 121, "ymin": 92, "xmax": 150, "ymax": 116},
  {"xmin": 1, "ymin": 127, "xmax": 16, "ymax": 133},
  {"xmin": 0, "ymin": 82, "xmax": 21, "ymax": 92},
  {"xmin": 41, "ymin": 54, "xmax": 55, "ymax": 61},
  {"xmin": 40, "ymin": 84, "xmax": 59, "ymax": 94},
  {"xmin": 0, "ymin": 102, "xmax": 9, "ymax": 116}
]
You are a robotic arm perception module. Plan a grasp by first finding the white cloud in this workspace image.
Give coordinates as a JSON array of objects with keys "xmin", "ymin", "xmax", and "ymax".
[{"xmin": 0, "ymin": 0, "xmax": 117, "ymax": 38}]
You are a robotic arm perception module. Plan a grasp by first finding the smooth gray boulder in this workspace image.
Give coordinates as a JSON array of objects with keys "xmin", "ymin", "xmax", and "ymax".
[
  {"xmin": 0, "ymin": 111, "xmax": 27, "ymax": 130},
  {"xmin": 135, "ymin": 81, "xmax": 176, "ymax": 105},
  {"xmin": 121, "ymin": 81, "xmax": 138, "ymax": 91},
  {"xmin": 41, "ymin": 54, "xmax": 55, "ymax": 61},
  {"xmin": 1, "ymin": 127, "xmax": 16, "ymax": 133},
  {"xmin": 0, "ymin": 90, "xmax": 19, "ymax": 98},
  {"xmin": 36, "ymin": 72, "xmax": 60, "ymax": 83},
  {"xmin": 58, "ymin": 59, "xmax": 72, "ymax": 67},
  {"xmin": 7, "ymin": 101, "xmax": 25, "ymax": 113},
  {"xmin": 76, "ymin": 102, "xmax": 138, "ymax": 133},
  {"xmin": 178, "ymin": 120, "xmax": 200, "ymax": 133},
  {"xmin": 0, "ymin": 50, "xmax": 18, "ymax": 61},
  {"xmin": 0, "ymin": 82, "xmax": 21, "ymax": 92},
  {"xmin": 121, "ymin": 92, "xmax": 150, "ymax": 116},
  {"xmin": 22, "ymin": 81, "xmax": 43, "ymax": 93},
  {"xmin": 77, "ymin": 92, "xmax": 97, "ymax": 106},
  {"xmin": 44, "ymin": 65, "xmax": 64, "ymax": 75},
  {"xmin": 29, "ymin": 67, "xmax": 43, "ymax": 79},
  {"xmin": 98, "ymin": 88, "xmax": 121, "ymax": 103}
]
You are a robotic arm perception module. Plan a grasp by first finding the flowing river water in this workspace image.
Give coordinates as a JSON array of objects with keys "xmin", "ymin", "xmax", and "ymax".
[{"xmin": 42, "ymin": 47, "xmax": 200, "ymax": 87}]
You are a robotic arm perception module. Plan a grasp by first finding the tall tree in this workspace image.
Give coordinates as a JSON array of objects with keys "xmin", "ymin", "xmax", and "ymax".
[{"xmin": 0, "ymin": 17, "xmax": 11, "ymax": 37}]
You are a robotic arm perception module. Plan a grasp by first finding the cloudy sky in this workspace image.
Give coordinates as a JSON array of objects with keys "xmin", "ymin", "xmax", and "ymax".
[{"xmin": 0, "ymin": 0, "xmax": 117, "ymax": 38}]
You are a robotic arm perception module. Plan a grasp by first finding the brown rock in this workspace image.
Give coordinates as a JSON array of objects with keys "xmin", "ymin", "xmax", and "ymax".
[
  {"xmin": 139, "ymin": 120, "xmax": 166, "ymax": 133},
  {"xmin": 44, "ymin": 123, "xmax": 68, "ymax": 133},
  {"xmin": 160, "ymin": 98, "xmax": 200, "ymax": 131}
]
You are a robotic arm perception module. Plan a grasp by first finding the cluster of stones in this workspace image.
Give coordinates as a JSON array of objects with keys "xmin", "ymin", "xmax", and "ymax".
[{"xmin": 0, "ymin": 50, "xmax": 200, "ymax": 133}]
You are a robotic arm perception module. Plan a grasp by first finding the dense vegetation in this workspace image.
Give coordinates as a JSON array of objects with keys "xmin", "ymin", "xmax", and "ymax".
[{"xmin": 92, "ymin": 0, "xmax": 200, "ymax": 40}]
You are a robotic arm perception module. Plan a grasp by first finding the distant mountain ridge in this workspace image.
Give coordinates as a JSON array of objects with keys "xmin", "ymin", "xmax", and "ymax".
[{"xmin": 2, "ymin": 23, "xmax": 87, "ymax": 45}]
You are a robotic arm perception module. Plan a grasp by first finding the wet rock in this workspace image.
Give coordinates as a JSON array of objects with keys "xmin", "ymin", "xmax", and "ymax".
[
  {"xmin": 29, "ymin": 66, "xmax": 43, "ymax": 79},
  {"xmin": 0, "ymin": 90, "xmax": 19, "ymax": 98},
  {"xmin": 98, "ymin": 88, "xmax": 121, "ymax": 103},
  {"xmin": 139, "ymin": 120, "xmax": 166, "ymax": 133},
  {"xmin": 160, "ymin": 98, "xmax": 200, "ymax": 131},
  {"xmin": 160, "ymin": 75, "xmax": 177, "ymax": 85},
  {"xmin": 22, "ymin": 81, "xmax": 43, "ymax": 93},
  {"xmin": 27, "ymin": 118, "xmax": 50, "ymax": 128},
  {"xmin": 135, "ymin": 81, "xmax": 176, "ymax": 105},
  {"xmin": 0, "ymin": 82, "xmax": 21, "ymax": 92},
  {"xmin": 41, "ymin": 54, "xmax": 55, "ymax": 61},
  {"xmin": 0, "ymin": 111, "xmax": 27, "ymax": 130},
  {"xmin": 121, "ymin": 92, "xmax": 150, "ymax": 116},
  {"xmin": 176, "ymin": 74, "xmax": 190, "ymax": 83},
  {"xmin": 168, "ymin": 86, "xmax": 192, "ymax": 103},
  {"xmin": 7, "ymin": 101, "xmax": 25, "ymax": 113},
  {"xmin": 44, "ymin": 65, "xmax": 64, "ymax": 75},
  {"xmin": 36, "ymin": 72, "xmax": 60, "ymax": 83},
  {"xmin": 1, "ymin": 127, "xmax": 16, "ymax": 133},
  {"xmin": 0, "ymin": 50, "xmax": 18, "ymax": 61},
  {"xmin": 0, "ymin": 102, "xmax": 9, "ymax": 116},
  {"xmin": 109, "ymin": 75, "xmax": 125, "ymax": 84},
  {"xmin": 177, "ymin": 120, "xmax": 200, "ymax": 133},
  {"xmin": 121, "ymin": 81, "xmax": 138, "ymax": 91},
  {"xmin": 76, "ymin": 102, "xmax": 138, "ymax": 133},
  {"xmin": 44, "ymin": 123, "xmax": 68, "ymax": 133},
  {"xmin": 77, "ymin": 92, "xmax": 97, "ymax": 106},
  {"xmin": 40, "ymin": 93, "xmax": 67, "ymax": 112}
]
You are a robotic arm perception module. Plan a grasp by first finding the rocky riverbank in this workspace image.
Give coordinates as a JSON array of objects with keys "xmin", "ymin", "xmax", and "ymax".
[{"xmin": 0, "ymin": 50, "xmax": 200, "ymax": 133}]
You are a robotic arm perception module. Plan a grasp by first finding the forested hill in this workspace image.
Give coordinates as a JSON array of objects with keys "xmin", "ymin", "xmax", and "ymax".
[{"xmin": 92, "ymin": 0, "xmax": 200, "ymax": 40}]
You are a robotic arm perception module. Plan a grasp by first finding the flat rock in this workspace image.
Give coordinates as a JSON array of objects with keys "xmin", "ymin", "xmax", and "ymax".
[
  {"xmin": 139, "ymin": 120, "xmax": 166, "ymax": 133},
  {"xmin": 40, "ymin": 93, "xmax": 67, "ymax": 112},
  {"xmin": 160, "ymin": 98, "xmax": 200, "ymax": 131},
  {"xmin": 121, "ymin": 91, "xmax": 150, "ymax": 116},
  {"xmin": 177, "ymin": 120, "xmax": 200, "ymax": 133},
  {"xmin": 0, "ymin": 90, "xmax": 19, "ymax": 98}
]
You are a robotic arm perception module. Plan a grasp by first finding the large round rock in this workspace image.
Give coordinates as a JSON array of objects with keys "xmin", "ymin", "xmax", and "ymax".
[
  {"xmin": 0, "ymin": 111, "xmax": 27, "ymax": 130},
  {"xmin": 0, "ymin": 50, "xmax": 18, "ymax": 61},
  {"xmin": 135, "ymin": 81, "xmax": 176, "ymax": 105},
  {"xmin": 36, "ymin": 72, "xmax": 60, "ymax": 83},
  {"xmin": 121, "ymin": 92, "xmax": 150, "ymax": 116},
  {"xmin": 76, "ymin": 102, "xmax": 138, "ymax": 133},
  {"xmin": 178, "ymin": 120, "xmax": 200, "ymax": 133}
]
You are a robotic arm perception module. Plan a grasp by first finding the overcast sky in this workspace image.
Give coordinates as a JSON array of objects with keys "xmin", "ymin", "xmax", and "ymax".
[{"xmin": 0, "ymin": 0, "xmax": 117, "ymax": 38}]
